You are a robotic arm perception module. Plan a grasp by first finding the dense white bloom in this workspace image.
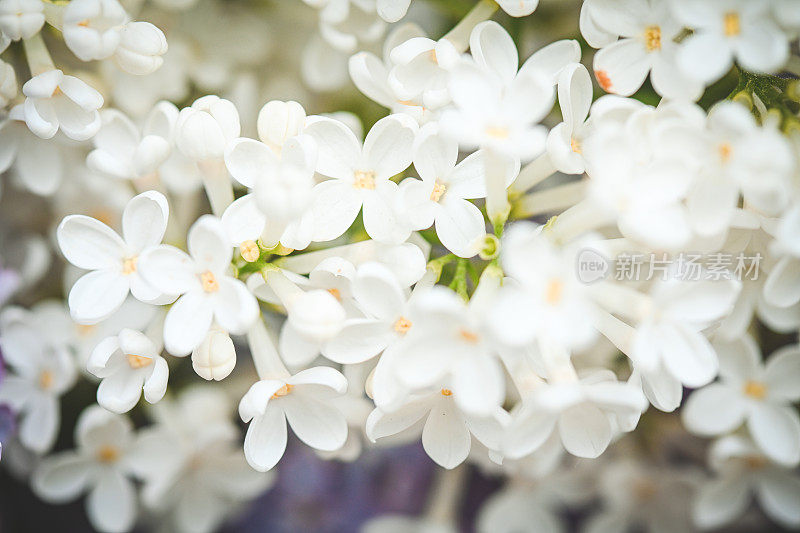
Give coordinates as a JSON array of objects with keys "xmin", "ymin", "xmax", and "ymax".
[
  {"xmin": 764, "ymin": 204, "xmax": 800, "ymax": 308},
  {"xmin": 113, "ymin": 21, "xmax": 168, "ymax": 75},
  {"xmin": 57, "ymin": 191, "xmax": 170, "ymax": 324},
  {"xmin": 31, "ymin": 406, "xmax": 144, "ymax": 533},
  {"xmin": 367, "ymin": 385, "xmax": 510, "ymax": 469},
  {"xmin": 304, "ymin": 114, "xmax": 417, "ymax": 243},
  {"xmin": 22, "ymin": 69, "xmax": 104, "ymax": 141},
  {"xmin": 0, "ymin": 307, "xmax": 76, "ymax": 452},
  {"xmin": 682, "ymin": 336, "xmax": 800, "ymax": 466},
  {"xmin": 175, "ymin": 95, "xmax": 240, "ymax": 160},
  {"xmin": 138, "ymin": 215, "xmax": 259, "ymax": 356},
  {"xmin": 0, "ymin": 0, "xmax": 44, "ymax": 40},
  {"xmin": 0, "ymin": 105, "xmax": 64, "ymax": 196},
  {"xmin": 590, "ymin": 0, "xmax": 702, "ymax": 100},
  {"xmin": 239, "ymin": 366, "xmax": 348, "ymax": 471},
  {"xmin": 88, "ymin": 328, "xmax": 169, "ymax": 413},
  {"xmin": 191, "ymin": 326, "xmax": 237, "ymax": 381},
  {"xmin": 387, "ymin": 34, "xmax": 460, "ymax": 111},
  {"xmin": 62, "ymin": 0, "xmax": 127, "ymax": 61},
  {"xmin": 672, "ymin": 0, "xmax": 790, "ymax": 84},
  {"xmin": 376, "ymin": 0, "xmax": 410, "ymax": 22},
  {"xmin": 693, "ymin": 435, "xmax": 800, "ymax": 530}
]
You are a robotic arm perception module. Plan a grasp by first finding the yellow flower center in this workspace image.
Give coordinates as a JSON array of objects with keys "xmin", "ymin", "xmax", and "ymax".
[
  {"xmin": 459, "ymin": 329, "xmax": 479, "ymax": 344},
  {"xmin": 271, "ymin": 384, "xmax": 293, "ymax": 399},
  {"xmin": 718, "ymin": 142, "xmax": 733, "ymax": 163},
  {"xmin": 428, "ymin": 49, "xmax": 438, "ymax": 64},
  {"xmin": 724, "ymin": 12, "xmax": 741, "ymax": 37},
  {"xmin": 644, "ymin": 25, "xmax": 662, "ymax": 52},
  {"xmin": 570, "ymin": 137, "xmax": 582, "ymax": 154},
  {"xmin": 200, "ymin": 271, "xmax": 219, "ymax": 293},
  {"xmin": 354, "ymin": 170, "xmax": 376, "ymax": 190},
  {"xmin": 97, "ymin": 445, "xmax": 119, "ymax": 463},
  {"xmin": 76, "ymin": 324, "xmax": 95, "ymax": 337},
  {"xmin": 393, "ymin": 317, "xmax": 412, "ymax": 334},
  {"xmin": 127, "ymin": 354, "xmax": 153, "ymax": 369},
  {"xmin": 440, "ymin": 388, "xmax": 452, "ymax": 396},
  {"xmin": 743, "ymin": 380, "xmax": 767, "ymax": 399},
  {"xmin": 38, "ymin": 370, "xmax": 54, "ymax": 390},
  {"xmin": 122, "ymin": 256, "xmax": 137, "ymax": 275},
  {"xmin": 328, "ymin": 288, "xmax": 341, "ymax": 301},
  {"xmin": 545, "ymin": 278, "xmax": 564, "ymax": 305},
  {"xmin": 430, "ymin": 182, "xmax": 446, "ymax": 202},
  {"xmin": 240, "ymin": 240, "xmax": 260, "ymax": 263},
  {"xmin": 485, "ymin": 126, "xmax": 509, "ymax": 139}
]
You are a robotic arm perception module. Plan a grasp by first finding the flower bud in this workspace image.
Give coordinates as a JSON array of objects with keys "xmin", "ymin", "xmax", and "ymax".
[
  {"xmin": 257, "ymin": 100, "xmax": 306, "ymax": 152},
  {"xmin": 175, "ymin": 95, "xmax": 240, "ymax": 160},
  {"xmin": 192, "ymin": 327, "xmax": 236, "ymax": 381},
  {"xmin": 0, "ymin": 0, "xmax": 44, "ymax": 41},
  {"xmin": 113, "ymin": 21, "xmax": 168, "ymax": 75},
  {"xmin": 62, "ymin": 0, "xmax": 127, "ymax": 61},
  {"xmin": 0, "ymin": 59, "xmax": 17, "ymax": 107},
  {"xmin": 287, "ymin": 289, "xmax": 345, "ymax": 341}
]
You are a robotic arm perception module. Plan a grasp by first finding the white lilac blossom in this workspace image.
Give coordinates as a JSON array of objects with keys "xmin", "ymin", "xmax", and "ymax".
[
  {"xmin": 1, "ymin": 2, "xmax": 800, "ymax": 531},
  {"xmin": 57, "ymin": 191, "xmax": 171, "ymax": 324}
]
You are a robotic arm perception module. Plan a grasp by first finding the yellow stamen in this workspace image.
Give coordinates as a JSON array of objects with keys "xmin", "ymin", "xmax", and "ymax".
[
  {"xmin": 328, "ymin": 288, "xmax": 341, "ymax": 301},
  {"xmin": 51, "ymin": 86, "xmax": 63, "ymax": 97},
  {"xmin": 76, "ymin": 324, "xmax": 95, "ymax": 337},
  {"xmin": 122, "ymin": 256, "xmax": 137, "ymax": 275},
  {"xmin": 743, "ymin": 380, "xmax": 767, "ymax": 399},
  {"xmin": 97, "ymin": 445, "xmax": 119, "ymax": 463},
  {"xmin": 440, "ymin": 388, "xmax": 452, "ymax": 396},
  {"xmin": 200, "ymin": 271, "xmax": 219, "ymax": 293},
  {"xmin": 595, "ymin": 70, "xmax": 613, "ymax": 92},
  {"xmin": 724, "ymin": 12, "xmax": 741, "ymax": 37},
  {"xmin": 271, "ymin": 384, "xmax": 293, "ymax": 399},
  {"xmin": 718, "ymin": 142, "xmax": 732, "ymax": 163},
  {"xmin": 430, "ymin": 182, "xmax": 446, "ymax": 202},
  {"xmin": 459, "ymin": 329, "xmax": 479, "ymax": 344},
  {"xmin": 78, "ymin": 19, "xmax": 90, "ymax": 27},
  {"xmin": 545, "ymin": 278, "xmax": 564, "ymax": 305},
  {"xmin": 38, "ymin": 370, "xmax": 54, "ymax": 390},
  {"xmin": 428, "ymin": 49, "xmax": 438, "ymax": 64},
  {"xmin": 643, "ymin": 25, "xmax": 662, "ymax": 52},
  {"xmin": 485, "ymin": 126, "xmax": 509, "ymax": 139},
  {"xmin": 240, "ymin": 240, "xmax": 260, "ymax": 263},
  {"xmin": 354, "ymin": 170, "xmax": 376, "ymax": 190},
  {"xmin": 127, "ymin": 354, "xmax": 153, "ymax": 369},
  {"xmin": 570, "ymin": 137, "xmax": 582, "ymax": 154},
  {"xmin": 393, "ymin": 317, "xmax": 412, "ymax": 334}
]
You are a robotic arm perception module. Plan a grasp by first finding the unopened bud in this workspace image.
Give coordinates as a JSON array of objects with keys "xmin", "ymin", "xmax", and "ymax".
[
  {"xmin": 175, "ymin": 95, "xmax": 240, "ymax": 160},
  {"xmin": 478, "ymin": 234, "xmax": 500, "ymax": 260},
  {"xmin": 257, "ymin": 100, "xmax": 306, "ymax": 151},
  {"xmin": 114, "ymin": 21, "xmax": 168, "ymax": 75},
  {"xmin": 192, "ymin": 327, "xmax": 236, "ymax": 381}
]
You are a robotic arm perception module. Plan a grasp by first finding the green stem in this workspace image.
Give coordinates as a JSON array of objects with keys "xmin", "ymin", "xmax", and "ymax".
[{"xmin": 449, "ymin": 259, "xmax": 469, "ymax": 301}]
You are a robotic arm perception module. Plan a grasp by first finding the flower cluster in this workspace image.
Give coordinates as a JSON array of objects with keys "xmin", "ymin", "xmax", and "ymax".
[{"xmin": 1, "ymin": 0, "xmax": 800, "ymax": 532}]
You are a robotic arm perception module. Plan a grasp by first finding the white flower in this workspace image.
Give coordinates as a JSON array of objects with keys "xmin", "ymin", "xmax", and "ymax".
[
  {"xmin": 590, "ymin": 0, "xmax": 702, "ymax": 100},
  {"xmin": 504, "ymin": 371, "xmax": 645, "ymax": 459},
  {"xmin": 304, "ymin": 114, "xmax": 417, "ymax": 243},
  {"xmin": 256, "ymin": 99, "xmax": 306, "ymax": 155},
  {"xmin": 496, "ymin": 0, "xmax": 538, "ymax": 17},
  {"xmin": 87, "ymin": 328, "xmax": 169, "ymax": 414},
  {"xmin": 191, "ymin": 326, "xmax": 236, "ymax": 381},
  {"xmin": 62, "ymin": 0, "xmax": 127, "ymax": 61},
  {"xmin": 387, "ymin": 35, "xmax": 460, "ymax": 110},
  {"xmin": 672, "ymin": 0, "xmax": 790, "ymax": 85},
  {"xmin": 113, "ymin": 21, "xmax": 168, "ymax": 75},
  {"xmin": 0, "ymin": 105, "xmax": 64, "ymax": 196},
  {"xmin": 239, "ymin": 366, "xmax": 349, "ymax": 471},
  {"xmin": 22, "ymin": 69, "xmax": 104, "ymax": 141},
  {"xmin": 222, "ymin": 131, "xmax": 317, "ymax": 250},
  {"xmin": 376, "ymin": 0, "xmax": 410, "ymax": 22},
  {"xmin": 31, "ymin": 406, "xmax": 143, "ymax": 533},
  {"xmin": 693, "ymin": 435, "xmax": 800, "ymax": 530},
  {"xmin": 366, "ymin": 385, "xmax": 510, "ymax": 469},
  {"xmin": 0, "ymin": 0, "xmax": 44, "ymax": 41},
  {"xmin": 175, "ymin": 95, "xmax": 240, "ymax": 161},
  {"xmin": 392, "ymin": 285, "xmax": 506, "ymax": 417},
  {"xmin": 545, "ymin": 63, "xmax": 592, "ymax": 174},
  {"xmin": 57, "ymin": 191, "xmax": 171, "ymax": 324},
  {"xmin": 631, "ymin": 277, "xmax": 739, "ymax": 394},
  {"xmin": 87, "ymin": 109, "xmax": 171, "ymax": 181},
  {"xmin": 138, "ymin": 215, "xmax": 259, "ymax": 356},
  {"xmin": 682, "ymin": 336, "xmax": 800, "ymax": 467},
  {"xmin": 0, "ymin": 306, "xmax": 76, "ymax": 452},
  {"xmin": 489, "ymin": 223, "xmax": 599, "ymax": 352},
  {"xmin": 401, "ymin": 124, "xmax": 517, "ymax": 257},
  {"xmin": 321, "ymin": 262, "xmax": 412, "ymax": 364}
]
